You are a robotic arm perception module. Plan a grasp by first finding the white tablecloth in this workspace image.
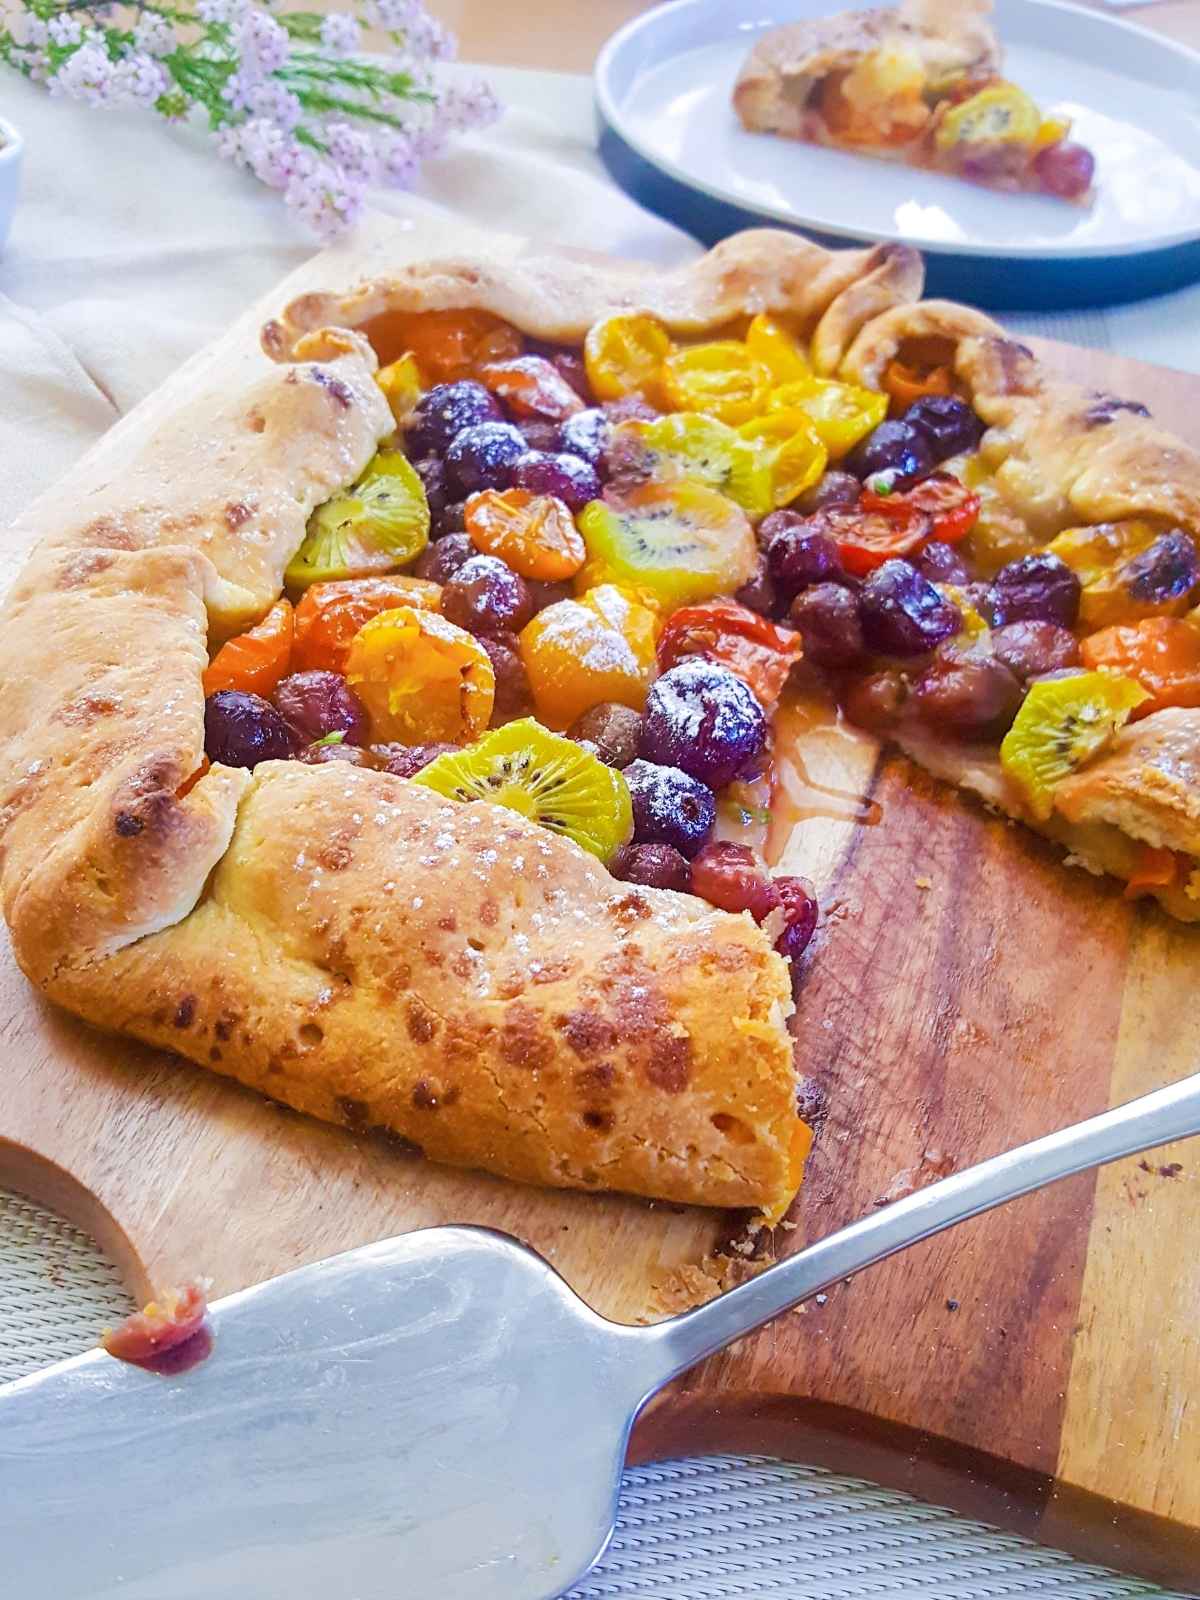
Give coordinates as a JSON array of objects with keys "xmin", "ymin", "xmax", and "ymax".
[{"xmin": 0, "ymin": 57, "xmax": 1195, "ymax": 1600}]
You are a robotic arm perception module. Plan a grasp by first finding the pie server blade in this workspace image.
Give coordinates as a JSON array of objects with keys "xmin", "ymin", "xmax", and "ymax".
[{"xmin": 3, "ymin": 1069, "xmax": 1199, "ymax": 1600}]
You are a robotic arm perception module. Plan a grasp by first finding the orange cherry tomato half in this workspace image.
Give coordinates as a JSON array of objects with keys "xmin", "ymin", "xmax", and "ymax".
[
  {"xmin": 813, "ymin": 504, "xmax": 932, "ymax": 578},
  {"xmin": 1080, "ymin": 616, "xmax": 1200, "ymax": 718},
  {"xmin": 883, "ymin": 359, "xmax": 953, "ymax": 411},
  {"xmin": 657, "ymin": 598, "xmax": 803, "ymax": 710},
  {"xmin": 370, "ymin": 309, "xmax": 523, "ymax": 383},
  {"xmin": 203, "ymin": 598, "xmax": 294, "ymax": 697},
  {"xmin": 862, "ymin": 472, "xmax": 980, "ymax": 545},
  {"xmin": 1122, "ymin": 842, "xmax": 1182, "ymax": 901},
  {"xmin": 292, "ymin": 575, "xmax": 442, "ymax": 675},
  {"xmin": 478, "ymin": 355, "xmax": 584, "ymax": 421},
  {"xmin": 466, "ymin": 486, "xmax": 586, "ymax": 581}
]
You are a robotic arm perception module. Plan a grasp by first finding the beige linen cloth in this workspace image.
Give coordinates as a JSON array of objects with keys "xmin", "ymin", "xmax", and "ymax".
[
  {"xmin": 0, "ymin": 63, "xmax": 696, "ymax": 523},
  {"xmin": 0, "ymin": 58, "xmax": 1190, "ymax": 1600}
]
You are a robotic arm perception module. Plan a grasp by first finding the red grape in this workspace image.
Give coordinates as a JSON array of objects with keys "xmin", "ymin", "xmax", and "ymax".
[
  {"xmin": 690, "ymin": 841, "xmax": 780, "ymax": 921},
  {"xmin": 1034, "ymin": 141, "xmax": 1095, "ymax": 202}
]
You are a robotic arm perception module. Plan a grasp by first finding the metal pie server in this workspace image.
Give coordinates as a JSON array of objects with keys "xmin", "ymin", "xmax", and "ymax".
[{"xmin": 3, "ymin": 1070, "xmax": 1199, "ymax": 1600}]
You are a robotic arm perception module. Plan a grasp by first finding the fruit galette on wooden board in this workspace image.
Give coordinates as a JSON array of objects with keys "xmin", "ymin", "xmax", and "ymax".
[
  {"xmin": 734, "ymin": 0, "xmax": 1097, "ymax": 202},
  {"xmin": 3, "ymin": 220, "xmax": 1199, "ymax": 1226}
]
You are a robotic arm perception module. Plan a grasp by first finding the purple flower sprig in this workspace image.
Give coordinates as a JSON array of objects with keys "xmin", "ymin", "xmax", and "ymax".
[{"xmin": 0, "ymin": 0, "xmax": 500, "ymax": 237}]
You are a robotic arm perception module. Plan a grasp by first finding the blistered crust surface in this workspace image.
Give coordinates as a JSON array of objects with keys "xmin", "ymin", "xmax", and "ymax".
[
  {"xmin": 6, "ymin": 328, "xmax": 390, "ymax": 639},
  {"xmin": 50, "ymin": 763, "xmax": 805, "ymax": 1213},
  {"xmin": 733, "ymin": 0, "xmax": 1000, "ymax": 139},
  {"xmin": 5, "ymin": 224, "xmax": 1200, "ymax": 1221},
  {"xmin": 268, "ymin": 229, "xmax": 926, "ymax": 364}
]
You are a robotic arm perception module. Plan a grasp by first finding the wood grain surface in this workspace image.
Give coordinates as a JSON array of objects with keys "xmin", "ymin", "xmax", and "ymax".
[{"xmin": 2, "ymin": 215, "xmax": 1200, "ymax": 1591}]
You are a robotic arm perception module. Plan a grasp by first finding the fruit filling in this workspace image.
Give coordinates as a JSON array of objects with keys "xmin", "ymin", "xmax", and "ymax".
[
  {"xmin": 811, "ymin": 56, "xmax": 1095, "ymax": 202},
  {"xmin": 203, "ymin": 307, "xmax": 1197, "ymax": 963}
]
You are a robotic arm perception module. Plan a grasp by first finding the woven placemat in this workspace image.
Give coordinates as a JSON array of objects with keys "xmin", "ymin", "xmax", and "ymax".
[{"xmin": 2, "ymin": 1185, "xmax": 1190, "ymax": 1599}]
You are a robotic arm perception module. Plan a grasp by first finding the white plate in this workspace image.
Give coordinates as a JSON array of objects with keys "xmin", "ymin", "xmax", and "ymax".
[{"xmin": 595, "ymin": 0, "xmax": 1200, "ymax": 304}]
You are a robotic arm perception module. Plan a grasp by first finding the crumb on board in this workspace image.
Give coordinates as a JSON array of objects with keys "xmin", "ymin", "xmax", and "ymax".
[
  {"xmin": 875, "ymin": 1148, "xmax": 956, "ymax": 1207},
  {"xmin": 914, "ymin": 875, "xmax": 932, "ymax": 890}
]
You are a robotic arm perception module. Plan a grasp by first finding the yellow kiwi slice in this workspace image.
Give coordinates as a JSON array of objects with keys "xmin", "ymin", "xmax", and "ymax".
[
  {"xmin": 286, "ymin": 451, "xmax": 429, "ymax": 589},
  {"xmin": 414, "ymin": 717, "xmax": 633, "ymax": 861},
  {"xmin": 1000, "ymin": 670, "xmax": 1149, "ymax": 820}
]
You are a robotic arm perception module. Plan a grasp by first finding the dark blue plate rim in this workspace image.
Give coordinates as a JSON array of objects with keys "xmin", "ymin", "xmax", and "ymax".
[{"xmin": 597, "ymin": 108, "xmax": 1200, "ymax": 312}]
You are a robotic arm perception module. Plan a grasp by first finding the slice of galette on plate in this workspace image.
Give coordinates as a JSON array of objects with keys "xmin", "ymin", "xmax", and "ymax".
[
  {"xmin": 734, "ymin": 0, "xmax": 1096, "ymax": 202},
  {"xmin": 2, "ymin": 224, "xmax": 1198, "ymax": 1229}
]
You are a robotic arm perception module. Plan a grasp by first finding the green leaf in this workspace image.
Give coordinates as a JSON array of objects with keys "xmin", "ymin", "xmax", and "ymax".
[{"xmin": 312, "ymin": 730, "xmax": 347, "ymax": 748}]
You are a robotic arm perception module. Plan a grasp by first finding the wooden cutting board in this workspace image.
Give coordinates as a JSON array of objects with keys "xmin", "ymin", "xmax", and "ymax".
[{"xmin": 2, "ymin": 221, "xmax": 1199, "ymax": 1591}]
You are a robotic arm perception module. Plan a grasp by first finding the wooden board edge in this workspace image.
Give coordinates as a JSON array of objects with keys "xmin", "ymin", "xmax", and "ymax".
[{"xmin": 631, "ymin": 1391, "xmax": 1200, "ymax": 1593}]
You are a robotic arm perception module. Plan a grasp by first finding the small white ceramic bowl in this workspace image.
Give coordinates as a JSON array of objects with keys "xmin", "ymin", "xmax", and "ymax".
[{"xmin": 0, "ymin": 117, "xmax": 24, "ymax": 255}]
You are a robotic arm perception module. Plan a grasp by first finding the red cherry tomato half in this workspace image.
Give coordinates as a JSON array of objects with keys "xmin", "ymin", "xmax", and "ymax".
[
  {"xmin": 862, "ymin": 472, "xmax": 980, "ymax": 546},
  {"xmin": 658, "ymin": 597, "xmax": 803, "ymax": 709},
  {"xmin": 817, "ymin": 504, "xmax": 932, "ymax": 578},
  {"xmin": 101, "ymin": 1281, "xmax": 210, "ymax": 1364}
]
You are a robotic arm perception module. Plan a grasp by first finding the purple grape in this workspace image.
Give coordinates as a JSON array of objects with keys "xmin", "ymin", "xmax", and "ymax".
[
  {"xmin": 842, "ymin": 668, "xmax": 908, "ymax": 731},
  {"xmin": 623, "ymin": 758, "xmax": 716, "ymax": 859},
  {"xmin": 406, "ymin": 381, "xmax": 501, "ymax": 456},
  {"xmin": 602, "ymin": 395, "xmax": 660, "ymax": 425},
  {"xmin": 602, "ymin": 427, "xmax": 656, "ymax": 494},
  {"xmin": 639, "ymin": 660, "xmax": 767, "ymax": 790},
  {"xmin": 527, "ymin": 577, "xmax": 573, "ymax": 613},
  {"xmin": 569, "ymin": 702, "xmax": 642, "ymax": 768},
  {"xmin": 774, "ymin": 877, "xmax": 818, "ymax": 961},
  {"xmin": 274, "ymin": 671, "xmax": 369, "ymax": 745},
  {"xmin": 991, "ymin": 621, "xmax": 1080, "ymax": 682},
  {"xmin": 734, "ymin": 553, "xmax": 777, "ymax": 618},
  {"xmin": 299, "ymin": 741, "xmax": 368, "ymax": 767},
  {"xmin": 845, "ymin": 420, "xmax": 935, "ymax": 483},
  {"xmin": 757, "ymin": 507, "xmax": 802, "ymax": 554},
  {"xmin": 430, "ymin": 499, "xmax": 467, "ymax": 541},
  {"xmin": 414, "ymin": 531, "xmax": 475, "ymax": 584},
  {"xmin": 1034, "ymin": 141, "xmax": 1095, "ymax": 201},
  {"xmin": 511, "ymin": 449, "xmax": 601, "ymax": 511},
  {"xmin": 902, "ymin": 395, "xmax": 984, "ymax": 462},
  {"xmin": 1123, "ymin": 531, "xmax": 1199, "ymax": 608},
  {"xmin": 915, "ymin": 539, "xmax": 970, "ymax": 585},
  {"xmin": 411, "ymin": 456, "xmax": 448, "ymax": 522},
  {"xmin": 765, "ymin": 522, "xmax": 849, "ymax": 599},
  {"xmin": 518, "ymin": 419, "xmax": 562, "ymax": 454},
  {"xmin": 559, "ymin": 407, "xmax": 610, "ymax": 468},
  {"xmin": 205, "ymin": 691, "xmax": 295, "ymax": 768},
  {"xmin": 610, "ymin": 842, "xmax": 692, "ymax": 892},
  {"xmin": 910, "ymin": 652, "xmax": 1022, "ymax": 737},
  {"xmin": 523, "ymin": 339, "xmax": 592, "ymax": 400},
  {"xmin": 989, "ymin": 552, "xmax": 1080, "ymax": 628},
  {"xmin": 794, "ymin": 470, "xmax": 861, "ymax": 514},
  {"xmin": 442, "ymin": 554, "xmax": 533, "ymax": 638},
  {"xmin": 444, "ymin": 421, "xmax": 526, "ymax": 496},
  {"xmin": 788, "ymin": 583, "xmax": 864, "ymax": 667},
  {"xmin": 859, "ymin": 559, "xmax": 962, "ymax": 656},
  {"xmin": 477, "ymin": 634, "xmax": 534, "ymax": 724},
  {"xmin": 374, "ymin": 742, "xmax": 457, "ymax": 778}
]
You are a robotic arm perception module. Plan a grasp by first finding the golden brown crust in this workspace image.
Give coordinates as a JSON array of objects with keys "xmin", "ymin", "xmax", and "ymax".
[
  {"xmin": 7, "ymin": 221, "xmax": 1200, "ymax": 1224},
  {"xmin": 733, "ymin": 0, "xmax": 1000, "ymax": 141},
  {"xmin": 48, "ymin": 762, "xmax": 805, "ymax": 1212},
  {"xmin": 1053, "ymin": 710, "xmax": 1200, "ymax": 855},
  {"xmin": 6, "ymin": 329, "xmax": 389, "ymax": 641},
  {"xmin": 269, "ymin": 229, "xmax": 925, "ymax": 358},
  {"xmin": 843, "ymin": 299, "xmax": 1200, "ymax": 909},
  {"xmin": 2, "ymin": 229, "xmax": 869, "ymax": 1217}
]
